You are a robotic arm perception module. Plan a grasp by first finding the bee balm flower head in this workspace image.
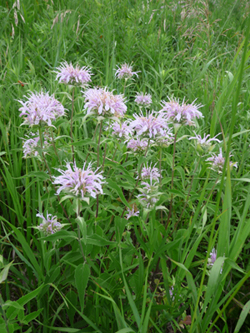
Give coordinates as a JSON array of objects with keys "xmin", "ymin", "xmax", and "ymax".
[
  {"xmin": 18, "ymin": 91, "xmax": 65, "ymax": 127},
  {"xmin": 55, "ymin": 61, "xmax": 92, "ymax": 86},
  {"xmin": 160, "ymin": 97, "xmax": 203, "ymax": 126},
  {"xmin": 53, "ymin": 162, "xmax": 105, "ymax": 201},
  {"xmin": 36, "ymin": 212, "xmax": 62, "ymax": 235},
  {"xmin": 130, "ymin": 111, "xmax": 169, "ymax": 138},
  {"xmin": 135, "ymin": 92, "xmax": 152, "ymax": 106},
  {"xmin": 189, "ymin": 132, "xmax": 221, "ymax": 153},
  {"xmin": 115, "ymin": 63, "xmax": 139, "ymax": 80},
  {"xmin": 206, "ymin": 148, "xmax": 237, "ymax": 173},
  {"xmin": 84, "ymin": 87, "xmax": 127, "ymax": 117}
]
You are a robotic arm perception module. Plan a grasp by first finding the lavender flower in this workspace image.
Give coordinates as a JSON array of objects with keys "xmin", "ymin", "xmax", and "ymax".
[
  {"xmin": 160, "ymin": 97, "xmax": 203, "ymax": 126},
  {"xmin": 169, "ymin": 286, "xmax": 175, "ymax": 300},
  {"xmin": 137, "ymin": 179, "xmax": 159, "ymax": 209},
  {"xmin": 154, "ymin": 129, "xmax": 174, "ymax": 147},
  {"xmin": 130, "ymin": 111, "xmax": 169, "ymax": 138},
  {"xmin": 115, "ymin": 63, "xmax": 139, "ymax": 80},
  {"xmin": 18, "ymin": 91, "xmax": 65, "ymax": 127},
  {"xmin": 36, "ymin": 212, "xmax": 62, "ymax": 235},
  {"xmin": 135, "ymin": 92, "xmax": 152, "ymax": 106},
  {"xmin": 55, "ymin": 61, "xmax": 92, "ymax": 86},
  {"xmin": 126, "ymin": 206, "xmax": 140, "ymax": 219},
  {"xmin": 22, "ymin": 131, "xmax": 50, "ymax": 158},
  {"xmin": 207, "ymin": 248, "xmax": 223, "ymax": 273},
  {"xmin": 206, "ymin": 148, "xmax": 238, "ymax": 173},
  {"xmin": 22, "ymin": 135, "xmax": 40, "ymax": 158},
  {"xmin": 207, "ymin": 248, "xmax": 217, "ymax": 267},
  {"xmin": 53, "ymin": 162, "xmax": 104, "ymax": 201},
  {"xmin": 189, "ymin": 132, "xmax": 221, "ymax": 152},
  {"xmin": 111, "ymin": 121, "xmax": 132, "ymax": 139},
  {"xmin": 141, "ymin": 163, "xmax": 160, "ymax": 181},
  {"xmin": 83, "ymin": 87, "xmax": 127, "ymax": 117},
  {"xmin": 127, "ymin": 138, "xmax": 149, "ymax": 153}
]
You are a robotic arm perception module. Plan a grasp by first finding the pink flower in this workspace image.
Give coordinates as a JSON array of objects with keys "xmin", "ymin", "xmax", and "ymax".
[
  {"xmin": 55, "ymin": 61, "xmax": 92, "ymax": 86},
  {"xmin": 19, "ymin": 91, "xmax": 65, "ymax": 127},
  {"xmin": 141, "ymin": 163, "xmax": 160, "ymax": 181},
  {"xmin": 53, "ymin": 162, "xmax": 104, "ymax": 200},
  {"xmin": 126, "ymin": 207, "xmax": 139, "ymax": 219},
  {"xmin": 160, "ymin": 97, "xmax": 203, "ymax": 126},
  {"xmin": 111, "ymin": 121, "xmax": 132, "ymax": 138},
  {"xmin": 207, "ymin": 248, "xmax": 223, "ymax": 273},
  {"xmin": 115, "ymin": 63, "xmax": 139, "ymax": 79},
  {"xmin": 206, "ymin": 148, "xmax": 237, "ymax": 173},
  {"xmin": 37, "ymin": 212, "xmax": 62, "ymax": 235},
  {"xmin": 22, "ymin": 131, "xmax": 50, "ymax": 158},
  {"xmin": 127, "ymin": 138, "xmax": 149, "ymax": 152},
  {"xmin": 135, "ymin": 92, "xmax": 152, "ymax": 106},
  {"xmin": 83, "ymin": 87, "xmax": 127, "ymax": 117},
  {"xmin": 189, "ymin": 132, "xmax": 221, "ymax": 148},
  {"xmin": 130, "ymin": 111, "xmax": 169, "ymax": 138},
  {"xmin": 137, "ymin": 180, "xmax": 159, "ymax": 209},
  {"xmin": 208, "ymin": 248, "xmax": 217, "ymax": 267},
  {"xmin": 154, "ymin": 129, "xmax": 174, "ymax": 147}
]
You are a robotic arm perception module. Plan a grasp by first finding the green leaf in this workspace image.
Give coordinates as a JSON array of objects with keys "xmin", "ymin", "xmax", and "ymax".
[
  {"xmin": 75, "ymin": 264, "xmax": 90, "ymax": 312},
  {"xmin": 0, "ymin": 261, "xmax": 13, "ymax": 283},
  {"xmin": 6, "ymin": 222, "xmax": 43, "ymax": 280},
  {"xmin": 203, "ymin": 257, "xmax": 225, "ymax": 310},
  {"xmin": 115, "ymin": 329, "xmax": 135, "ymax": 333},
  {"xmin": 107, "ymin": 179, "xmax": 129, "ymax": 207},
  {"xmin": 2, "ymin": 300, "xmax": 24, "ymax": 310},
  {"xmin": 233, "ymin": 300, "xmax": 250, "ymax": 333},
  {"xmin": 22, "ymin": 309, "xmax": 43, "ymax": 325},
  {"xmin": 17, "ymin": 285, "xmax": 44, "ymax": 307},
  {"xmin": 86, "ymin": 234, "xmax": 115, "ymax": 246}
]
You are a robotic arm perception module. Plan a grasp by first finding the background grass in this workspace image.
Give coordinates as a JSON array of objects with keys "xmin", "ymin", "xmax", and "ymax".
[{"xmin": 1, "ymin": 0, "xmax": 250, "ymax": 332}]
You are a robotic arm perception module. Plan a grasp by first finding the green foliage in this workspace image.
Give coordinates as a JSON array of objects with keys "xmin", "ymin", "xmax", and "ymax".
[{"xmin": 1, "ymin": 0, "xmax": 250, "ymax": 332}]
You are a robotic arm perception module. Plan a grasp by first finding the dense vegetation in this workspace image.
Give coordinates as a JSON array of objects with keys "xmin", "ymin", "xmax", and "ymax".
[{"xmin": 1, "ymin": 0, "xmax": 250, "ymax": 332}]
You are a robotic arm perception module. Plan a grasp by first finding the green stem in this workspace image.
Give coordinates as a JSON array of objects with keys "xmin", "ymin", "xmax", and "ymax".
[
  {"xmin": 38, "ymin": 128, "xmax": 74, "ymax": 231},
  {"xmin": 85, "ymin": 122, "xmax": 99, "ymax": 164},
  {"xmin": 96, "ymin": 121, "xmax": 103, "ymax": 218},
  {"xmin": 0, "ymin": 295, "xmax": 9, "ymax": 333},
  {"xmin": 167, "ymin": 130, "xmax": 178, "ymax": 227},
  {"xmin": 97, "ymin": 121, "xmax": 103, "ymax": 168},
  {"xmin": 71, "ymin": 87, "xmax": 75, "ymax": 163},
  {"xmin": 77, "ymin": 199, "xmax": 86, "ymax": 263},
  {"xmin": 121, "ymin": 137, "xmax": 151, "ymax": 218}
]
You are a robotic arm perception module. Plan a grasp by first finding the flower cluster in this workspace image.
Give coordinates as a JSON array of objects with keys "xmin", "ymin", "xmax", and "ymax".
[
  {"xmin": 84, "ymin": 87, "xmax": 127, "ymax": 117},
  {"xmin": 130, "ymin": 111, "xmax": 169, "ymax": 138},
  {"xmin": 53, "ymin": 162, "xmax": 105, "ymax": 201},
  {"xmin": 160, "ymin": 97, "xmax": 203, "ymax": 126},
  {"xmin": 55, "ymin": 61, "xmax": 92, "ymax": 86},
  {"xmin": 137, "ymin": 164, "xmax": 161, "ymax": 209},
  {"xmin": 127, "ymin": 138, "xmax": 149, "ymax": 153},
  {"xmin": 206, "ymin": 148, "xmax": 237, "ymax": 173},
  {"xmin": 207, "ymin": 248, "xmax": 217, "ymax": 268},
  {"xmin": 37, "ymin": 212, "xmax": 62, "ymax": 235},
  {"xmin": 111, "ymin": 121, "xmax": 132, "ymax": 139},
  {"xmin": 115, "ymin": 63, "xmax": 139, "ymax": 80},
  {"xmin": 22, "ymin": 132, "xmax": 50, "ymax": 158},
  {"xmin": 126, "ymin": 206, "xmax": 140, "ymax": 220},
  {"xmin": 135, "ymin": 92, "xmax": 152, "ymax": 106},
  {"xmin": 207, "ymin": 248, "xmax": 223, "ymax": 274},
  {"xmin": 141, "ymin": 163, "xmax": 160, "ymax": 181},
  {"xmin": 189, "ymin": 132, "xmax": 221, "ymax": 153},
  {"xmin": 19, "ymin": 91, "xmax": 65, "ymax": 127}
]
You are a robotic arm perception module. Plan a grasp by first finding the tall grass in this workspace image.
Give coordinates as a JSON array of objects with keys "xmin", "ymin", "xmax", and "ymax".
[{"xmin": 1, "ymin": 0, "xmax": 250, "ymax": 332}]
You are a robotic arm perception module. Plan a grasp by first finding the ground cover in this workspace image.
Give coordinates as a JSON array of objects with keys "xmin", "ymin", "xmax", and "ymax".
[{"xmin": 1, "ymin": 0, "xmax": 250, "ymax": 332}]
